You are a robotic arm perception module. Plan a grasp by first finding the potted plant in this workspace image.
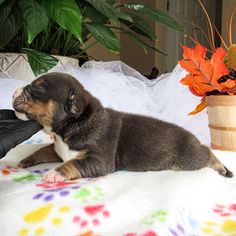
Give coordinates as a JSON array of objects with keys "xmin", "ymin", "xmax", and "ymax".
[
  {"xmin": 0, "ymin": 0, "xmax": 183, "ymax": 80},
  {"xmin": 178, "ymin": 0, "xmax": 236, "ymax": 151}
]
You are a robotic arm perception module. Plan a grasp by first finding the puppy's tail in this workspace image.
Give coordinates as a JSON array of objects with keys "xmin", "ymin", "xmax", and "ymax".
[{"xmin": 208, "ymin": 152, "xmax": 233, "ymax": 178}]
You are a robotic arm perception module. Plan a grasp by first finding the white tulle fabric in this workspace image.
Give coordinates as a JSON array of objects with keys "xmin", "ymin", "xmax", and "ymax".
[
  {"xmin": 69, "ymin": 61, "xmax": 210, "ymax": 145},
  {"xmin": 0, "ymin": 60, "xmax": 210, "ymax": 145}
]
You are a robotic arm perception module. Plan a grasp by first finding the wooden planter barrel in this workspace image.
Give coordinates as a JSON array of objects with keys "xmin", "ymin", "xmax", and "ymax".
[{"xmin": 206, "ymin": 95, "xmax": 236, "ymax": 151}]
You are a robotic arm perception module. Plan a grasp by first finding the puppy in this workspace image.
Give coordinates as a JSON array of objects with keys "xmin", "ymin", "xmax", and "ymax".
[{"xmin": 13, "ymin": 72, "xmax": 233, "ymax": 182}]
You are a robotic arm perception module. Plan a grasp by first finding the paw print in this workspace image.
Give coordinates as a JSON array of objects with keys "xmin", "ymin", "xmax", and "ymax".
[
  {"xmin": 1, "ymin": 165, "xmax": 21, "ymax": 176},
  {"xmin": 18, "ymin": 204, "xmax": 71, "ymax": 236},
  {"xmin": 30, "ymin": 168, "xmax": 49, "ymax": 174},
  {"xmin": 13, "ymin": 173, "xmax": 40, "ymax": 182},
  {"xmin": 169, "ymin": 223, "xmax": 190, "ymax": 236},
  {"xmin": 201, "ymin": 221, "xmax": 218, "ymax": 235},
  {"xmin": 33, "ymin": 181, "xmax": 81, "ymax": 202},
  {"xmin": 72, "ymin": 204, "xmax": 110, "ymax": 228},
  {"xmin": 213, "ymin": 204, "xmax": 236, "ymax": 217},
  {"xmin": 142, "ymin": 210, "xmax": 168, "ymax": 225},
  {"xmin": 76, "ymin": 230, "xmax": 101, "ymax": 236},
  {"xmin": 1, "ymin": 165, "xmax": 41, "ymax": 182},
  {"xmin": 201, "ymin": 219, "xmax": 236, "ymax": 235},
  {"xmin": 74, "ymin": 186, "xmax": 104, "ymax": 203},
  {"xmin": 124, "ymin": 230, "xmax": 158, "ymax": 236},
  {"xmin": 36, "ymin": 181, "xmax": 79, "ymax": 189}
]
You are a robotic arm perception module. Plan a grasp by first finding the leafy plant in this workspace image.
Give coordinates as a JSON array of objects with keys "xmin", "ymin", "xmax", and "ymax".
[
  {"xmin": 178, "ymin": 0, "xmax": 236, "ymax": 115},
  {"xmin": 0, "ymin": 0, "xmax": 184, "ymax": 76}
]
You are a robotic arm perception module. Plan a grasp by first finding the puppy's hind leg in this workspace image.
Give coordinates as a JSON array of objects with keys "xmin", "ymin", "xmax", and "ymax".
[{"xmin": 207, "ymin": 152, "xmax": 233, "ymax": 178}]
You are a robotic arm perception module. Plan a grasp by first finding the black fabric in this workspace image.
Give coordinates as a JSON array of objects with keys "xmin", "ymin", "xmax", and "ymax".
[
  {"xmin": 0, "ymin": 109, "xmax": 17, "ymax": 120},
  {"xmin": 0, "ymin": 110, "xmax": 42, "ymax": 158}
]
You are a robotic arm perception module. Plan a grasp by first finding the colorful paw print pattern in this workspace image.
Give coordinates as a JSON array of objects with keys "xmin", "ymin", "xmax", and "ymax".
[
  {"xmin": 72, "ymin": 204, "xmax": 110, "ymax": 229},
  {"xmin": 0, "ymin": 165, "xmax": 20, "ymax": 176},
  {"xmin": 201, "ymin": 219, "xmax": 236, "ymax": 235},
  {"xmin": 33, "ymin": 181, "xmax": 104, "ymax": 203},
  {"xmin": 213, "ymin": 203, "xmax": 236, "ymax": 217},
  {"xmin": 13, "ymin": 174, "xmax": 41, "ymax": 182},
  {"xmin": 74, "ymin": 186, "xmax": 104, "ymax": 203},
  {"xmin": 142, "ymin": 210, "xmax": 168, "ymax": 225},
  {"xmin": 3, "ymin": 162, "xmax": 236, "ymax": 236},
  {"xmin": 141, "ymin": 208, "xmax": 200, "ymax": 236},
  {"xmin": 30, "ymin": 168, "xmax": 50, "ymax": 175},
  {"xmin": 0, "ymin": 164, "xmax": 41, "ymax": 182},
  {"xmin": 201, "ymin": 203, "xmax": 236, "ymax": 235},
  {"xmin": 18, "ymin": 203, "xmax": 110, "ymax": 236},
  {"xmin": 124, "ymin": 230, "xmax": 158, "ymax": 236},
  {"xmin": 76, "ymin": 230, "xmax": 101, "ymax": 236},
  {"xmin": 168, "ymin": 208, "xmax": 201, "ymax": 236},
  {"xmin": 33, "ymin": 181, "xmax": 81, "ymax": 202},
  {"xmin": 18, "ymin": 203, "xmax": 70, "ymax": 236},
  {"xmin": 169, "ymin": 223, "xmax": 197, "ymax": 236}
]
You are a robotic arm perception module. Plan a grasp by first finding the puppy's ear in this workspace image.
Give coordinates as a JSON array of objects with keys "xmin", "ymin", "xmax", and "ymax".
[{"xmin": 66, "ymin": 91, "xmax": 85, "ymax": 116}]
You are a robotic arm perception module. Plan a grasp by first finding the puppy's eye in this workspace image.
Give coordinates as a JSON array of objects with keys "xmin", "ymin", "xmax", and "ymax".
[{"xmin": 31, "ymin": 86, "xmax": 45, "ymax": 98}]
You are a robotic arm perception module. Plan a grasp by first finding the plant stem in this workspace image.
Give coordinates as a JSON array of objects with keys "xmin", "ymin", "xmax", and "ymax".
[
  {"xmin": 78, "ymin": 41, "xmax": 98, "ymax": 56},
  {"xmin": 229, "ymin": 7, "xmax": 236, "ymax": 45},
  {"xmin": 198, "ymin": 0, "xmax": 215, "ymax": 50},
  {"xmin": 213, "ymin": 25, "xmax": 228, "ymax": 50}
]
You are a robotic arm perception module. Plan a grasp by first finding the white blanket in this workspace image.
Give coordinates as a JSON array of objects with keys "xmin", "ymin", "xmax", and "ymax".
[{"xmin": 1, "ymin": 145, "xmax": 236, "ymax": 236}]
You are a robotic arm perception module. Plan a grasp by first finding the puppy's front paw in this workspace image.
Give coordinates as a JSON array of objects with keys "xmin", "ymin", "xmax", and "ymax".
[
  {"xmin": 43, "ymin": 170, "xmax": 66, "ymax": 183},
  {"xmin": 18, "ymin": 158, "xmax": 37, "ymax": 168}
]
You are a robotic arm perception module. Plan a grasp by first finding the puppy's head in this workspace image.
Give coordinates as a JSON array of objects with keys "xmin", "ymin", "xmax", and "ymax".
[{"xmin": 13, "ymin": 72, "xmax": 88, "ymax": 127}]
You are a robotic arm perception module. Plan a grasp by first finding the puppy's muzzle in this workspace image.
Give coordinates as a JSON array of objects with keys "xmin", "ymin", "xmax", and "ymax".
[{"xmin": 12, "ymin": 88, "xmax": 29, "ymax": 121}]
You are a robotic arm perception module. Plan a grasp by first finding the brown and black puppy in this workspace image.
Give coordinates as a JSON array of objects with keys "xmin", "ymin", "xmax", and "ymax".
[{"xmin": 13, "ymin": 72, "xmax": 233, "ymax": 182}]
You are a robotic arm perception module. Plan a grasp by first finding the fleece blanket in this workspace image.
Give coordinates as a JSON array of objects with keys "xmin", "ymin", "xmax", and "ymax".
[{"xmin": 1, "ymin": 145, "xmax": 236, "ymax": 236}]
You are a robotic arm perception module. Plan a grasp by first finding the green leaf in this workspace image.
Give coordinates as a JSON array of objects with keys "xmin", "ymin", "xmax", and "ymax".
[
  {"xmin": 116, "ymin": 10, "xmax": 132, "ymax": 22},
  {"xmin": 85, "ymin": 0, "xmax": 118, "ymax": 21},
  {"xmin": 0, "ymin": 7, "xmax": 22, "ymax": 48},
  {"xmin": 85, "ymin": 0, "xmax": 132, "ymax": 22},
  {"xmin": 41, "ymin": 0, "xmax": 83, "ymax": 43},
  {"xmin": 123, "ymin": 30, "xmax": 166, "ymax": 55},
  {"xmin": 86, "ymin": 23, "xmax": 120, "ymax": 52},
  {"xmin": 83, "ymin": 5, "xmax": 108, "ymax": 24},
  {"xmin": 22, "ymin": 48, "xmax": 58, "ymax": 76},
  {"xmin": 123, "ymin": 31, "xmax": 147, "ymax": 54},
  {"xmin": 106, "ymin": 0, "xmax": 117, "ymax": 4},
  {"xmin": 0, "ymin": 0, "xmax": 17, "ymax": 24},
  {"xmin": 124, "ymin": 3, "xmax": 184, "ymax": 33},
  {"xmin": 0, "ymin": 0, "xmax": 6, "ymax": 5},
  {"xmin": 18, "ymin": 0, "xmax": 48, "ymax": 44},
  {"xmin": 121, "ymin": 13, "xmax": 157, "ymax": 41}
]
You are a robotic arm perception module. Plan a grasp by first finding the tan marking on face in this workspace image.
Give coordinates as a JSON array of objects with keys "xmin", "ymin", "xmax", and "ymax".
[
  {"xmin": 26, "ymin": 99, "xmax": 56, "ymax": 126},
  {"xmin": 55, "ymin": 150, "xmax": 87, "ymax": 180}
]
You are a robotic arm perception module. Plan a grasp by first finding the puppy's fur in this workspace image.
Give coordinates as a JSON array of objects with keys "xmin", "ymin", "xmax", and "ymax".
[{"xmin": 13, "ymin": 72, "xmax": 233, "ymax": 182}]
